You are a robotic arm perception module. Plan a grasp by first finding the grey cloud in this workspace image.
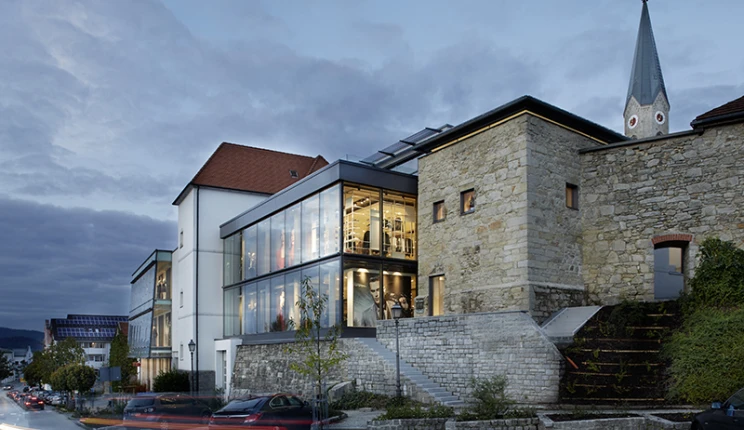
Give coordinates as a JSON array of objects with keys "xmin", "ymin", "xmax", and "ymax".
[{"xmin": 0, "ymin": 196, "xmax": 176, "ymax": 330}]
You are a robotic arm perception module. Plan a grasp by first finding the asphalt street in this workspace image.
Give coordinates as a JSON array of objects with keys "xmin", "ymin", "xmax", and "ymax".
[{"xmin": 0, "ymin": 390, "xmax": 81, "ymax": 430}]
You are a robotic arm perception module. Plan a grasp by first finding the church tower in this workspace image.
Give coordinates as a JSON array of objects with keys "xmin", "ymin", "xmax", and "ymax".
[{"xmin": 624, "ymin": 0, "xmax": 669, "ymax": 138}]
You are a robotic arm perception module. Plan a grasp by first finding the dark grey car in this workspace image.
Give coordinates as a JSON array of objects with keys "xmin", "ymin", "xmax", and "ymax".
[
  {"xmin": 123, "ymin": 392, "xmax": 212, "ymax": 429},
  {"xmin": 692, "ymin": 388, "xmax": 744, "ymax": 429}
]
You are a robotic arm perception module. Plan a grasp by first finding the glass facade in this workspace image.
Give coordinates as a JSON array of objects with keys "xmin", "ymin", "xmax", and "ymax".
[
  {"xmin": 343, "ymin": 186, "xmax": 416, "ymax": 259},
  {"xmin": 342, "ymin": 260, "xmax": 416, "ymax": 326},
  {"xmin": 129, "ymin": 251, "xmax": 172, "ymax": 358},
  {"xmin": 224, "ymin": 233, "xmax": 242, "ymax": 286},
  {"xmin": 222, "ymin": 181, "xmax": 416, "ymax": 337}
]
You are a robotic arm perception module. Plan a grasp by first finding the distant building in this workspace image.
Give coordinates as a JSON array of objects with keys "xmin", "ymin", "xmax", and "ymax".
[{"xmin": 46, "ymin": 314, "xmax": 127, "ymax": 369}]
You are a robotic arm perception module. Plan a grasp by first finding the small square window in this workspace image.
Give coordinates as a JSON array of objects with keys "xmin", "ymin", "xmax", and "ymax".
[
  {"xmin": 566, "ymin": 183, "xmax": 579, "ymax": 210},
  {"xmin": 461, "ymin": 189, "xmax": 475, "ymax": 214},
  {"xmin": 433, "ymin": 201, "xmax": 446, "ymax": 223},
  {"xmin": 289, "ymin": 170, "xmax": 298, "ymax": 178}
]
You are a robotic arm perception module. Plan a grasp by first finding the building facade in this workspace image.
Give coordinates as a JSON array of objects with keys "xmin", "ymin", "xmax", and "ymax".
[{"xmin": 164, "ymin": 143, "xmax": 328, "ymax": 393}]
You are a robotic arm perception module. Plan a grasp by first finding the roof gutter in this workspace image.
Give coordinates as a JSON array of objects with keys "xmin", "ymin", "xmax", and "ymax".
[{"xmin": 690, "ymin": 111, "xmax": 744, "ymax": 129}]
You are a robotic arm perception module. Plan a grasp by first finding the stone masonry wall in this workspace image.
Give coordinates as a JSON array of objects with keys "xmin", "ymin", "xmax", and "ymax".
[
  {"xmin": 581, "ymin": 122, "xmax": 744, "ymax": 304},
  {"xmin": 417, "ymin": 117, "xmax": 530, "ymax": 314},
  {"xmin": 376, "ymin": 311, "xmax": 563, "ymax": 404},
  {"xmin": 524, "ymin": 116, "xmax": 597, "ymax": 320},
  {"xmin": 231, "ymin": 339, "xmax": 437, "ymax": 403}
]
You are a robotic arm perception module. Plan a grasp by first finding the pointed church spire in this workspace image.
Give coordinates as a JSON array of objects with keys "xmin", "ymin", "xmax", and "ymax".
[{"xmin": 624, "ymin": 0, "xmax": 670, "ymax": 138}]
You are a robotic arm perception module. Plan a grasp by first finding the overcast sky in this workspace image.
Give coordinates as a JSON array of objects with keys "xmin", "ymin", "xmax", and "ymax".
[{"xmin": 1, "ymin": 0, "xmax": 743, "ymax": 331}]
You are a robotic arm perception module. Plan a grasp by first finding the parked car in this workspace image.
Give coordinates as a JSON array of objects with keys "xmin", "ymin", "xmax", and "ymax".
[
  {"xmin": 123, "ymin": 393, "xmax": 212, "ymax": 429},
  {"xmin": 21, "ymin": 395, "xmax": 45, "ymax": 411},
  {"xmin": 2, "ymin": 385, "xmax": 12, "ymax": 390},
  {"xmin": 209, "ymin": 394, "xmax": 313, "ymax": 430},
  {"xmin": 49, "ymin": 393, "xmax": 66, "ymax": 406},
  {"xmin": 692, "ymin": 387, "xmax": 744, "ymax": 429}
]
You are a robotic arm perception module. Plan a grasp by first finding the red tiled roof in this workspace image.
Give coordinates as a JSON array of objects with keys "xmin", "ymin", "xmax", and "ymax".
[
  {"xmin": 174, "ymin": 143, "xmax": 328, "ymax": 204},
  {"xmin": 692, "ymin": 95, "xmax": 744, "ymax": 126}
]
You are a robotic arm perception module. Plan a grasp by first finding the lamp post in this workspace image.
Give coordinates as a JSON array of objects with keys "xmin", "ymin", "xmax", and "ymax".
[
  {"xmin": 391, "ymin": 303, "xmax": 403, "ymax": 398},
  {"xmin": 188, "ymin": 339, "xmax": 196, "ymax": 397}
]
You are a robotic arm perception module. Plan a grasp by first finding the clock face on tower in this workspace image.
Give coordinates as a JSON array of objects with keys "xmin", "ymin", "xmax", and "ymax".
[
  {"xmin": 655, "ymin": 111, "xmax": 666, "ymax": 125},
  {"xmin": 628, "ymin": 114, "xmax": 639, "ymax": 129}
]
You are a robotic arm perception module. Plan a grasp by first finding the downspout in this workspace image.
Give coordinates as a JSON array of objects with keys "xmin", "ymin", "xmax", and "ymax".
[{"xmin": 195, "ymin": 186, "xmax": 200, "ymax": 394}]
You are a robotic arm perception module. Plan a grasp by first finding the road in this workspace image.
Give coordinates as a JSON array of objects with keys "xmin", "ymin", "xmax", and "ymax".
[{"xmin": 0, "ymin": 390, "xmax": 81, "ymax": 430}]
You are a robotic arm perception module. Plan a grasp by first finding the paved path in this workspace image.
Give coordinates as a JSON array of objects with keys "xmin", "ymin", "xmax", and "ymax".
[{"xmin": 0, "ymin": 394, "xmax": 82, "ymax": 430}]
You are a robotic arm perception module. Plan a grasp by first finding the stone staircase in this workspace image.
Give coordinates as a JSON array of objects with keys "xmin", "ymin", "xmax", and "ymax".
[{"xmin": 354, "ymin": 337, "xmax": 465, "ymax": 407}]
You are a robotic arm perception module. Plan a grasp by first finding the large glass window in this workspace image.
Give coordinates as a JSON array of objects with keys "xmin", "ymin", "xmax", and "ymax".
[
  {"xmin": 382, "ymin": 191, "xmax": 416, "ymax": 260},
  {"xmin": 320, "ymin": 185, "xmax": 341, "ymax": 258},
  {"xmin": 285, "ymin": 204, "xmax": 302, "ymax": 269},
  {"xmin": 224, "ymin": 286, "xmax": 241, "ymax": 336},
  {"xmin": 224, "ymin": 232, "xmax": 242, "ymax": 286},
  {"xmin": 257, "ymin": 220, "xmax": 270, "ymax": 276},
  {"xmin": 155, "ymin": 261, "xmax": 172, "ymax": 300},
  {"xmin": 654, "ymin": 246, "xmax": 684, "ymax": 299},
  {"xmin": 257, "ymin": 279, "xmax": 271, "ymax": 334},
  {"xmin": 343, "ymin": 262, "xmax": 381, "ymax": 327},
  {"xmin": 302, "ymin": 195, "xmax": 320, "ymax": 263},
  {"xmin": 320, "ymin": 260, "xmax": 340, "ymax": 327},
  {"xmin": 284, "ymin": 271, "xmax": 301, "ymax": 328},
  {"xmin": 244, "ymin": 225, "xmax": 257, "ymax": 280},
  {"xmin": 151, "ymin": 307, "xmax": 171, "ymax": 348},
  {"xmin": 243, "ymin": 283, "xmax": 257, "ymax": 335},
  {"xmin": 271, "ymin": 213, "xmax": 286, "ymax": 272},
  {"xmin": 343, "ymin": 186, "xmax": 381, "ymax": 256},
  {"xmin": 270, "ymin": 275, "xmax": 286, "ymax": 331},
  {"xmin": 382, "ymin": 263, "xmax": 417, "ymax": 319}
]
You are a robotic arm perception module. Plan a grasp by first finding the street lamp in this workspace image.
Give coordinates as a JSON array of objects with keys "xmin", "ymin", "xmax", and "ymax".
[
  {"xmin": 391, "ymin": 303, "xmax": 403, "ymax": 398},
  {"xmin": 188, "ymin": 339, "xmax": 196, "ymax": 397}
]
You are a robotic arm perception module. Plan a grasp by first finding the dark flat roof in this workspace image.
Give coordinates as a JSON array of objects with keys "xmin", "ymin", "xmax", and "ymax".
[
  {"xmin": 413, "ymin": 95, "xmax": 627, "ymax": 155},
  {"xmin": 220, "ymin": 160, "xmax": 418, "ymax": 238}
]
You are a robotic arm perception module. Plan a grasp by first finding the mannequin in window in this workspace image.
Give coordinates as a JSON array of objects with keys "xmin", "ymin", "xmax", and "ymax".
[{"xmin": 362, "ymin": 227, "xmax": 390, "ymax": 256}]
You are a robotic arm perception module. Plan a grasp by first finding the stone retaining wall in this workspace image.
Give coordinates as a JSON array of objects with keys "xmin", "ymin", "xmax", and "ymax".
[
  {"xmin": 367, "ymin": 416, "xmax": 686, "ymax": 430},
  {"xmin": 367, "ymin": 418, "xmax": 449, "ymax": 430},
  {"xmin": 376, "ymin": 311, "xmax": 562, "ymax": 404},
  {"xmin": 230, "ymin": 338, "xmax": 436, "ymax": 403}
]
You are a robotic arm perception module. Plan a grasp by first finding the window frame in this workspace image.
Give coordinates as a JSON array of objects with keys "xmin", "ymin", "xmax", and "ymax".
[
  {"xmin": 460, "ymin": 189, "xmax": 475, "ymax": 215},
  {"xmin": 433, "ymin": 200, "xmax": 446, "ymax": 223},
  {"xmin": 566, "ymin": 183, "xmax": 579, "ymax": 210},
  {"xmin": 428, "ymin": 274, "xmax": 445, "ymax": 317}
]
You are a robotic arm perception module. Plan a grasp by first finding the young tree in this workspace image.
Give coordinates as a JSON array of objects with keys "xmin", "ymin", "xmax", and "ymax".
[
  {"xmin": 50, "ymin": 365, "xmax": 72, "ymax": 392},
  {"xmin": 52, "ymin": 337, "xmax": 86, "ymax": 368},
  {"xmin": 66, "ymin": 364, "xmax": 97, "ymax": 394},
  {"xmin": 108, "ymin": 331, "xmax": 136, "ymax": 391},
  {"xmin": 0, "ymin": 355, "xmax": 11, "ymax": 381},
  {"xmin": 285, "ymin": 277, "xmax": 348, "ymax": 427}
]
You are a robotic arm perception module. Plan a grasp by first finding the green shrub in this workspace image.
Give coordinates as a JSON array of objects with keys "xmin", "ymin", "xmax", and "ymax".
[
  {"xmin": 662, "ymin": 307, "xmax": 744, "ymax": 403},
  {"xmin": 458, "ymin": 375, "xmax": 513, "ymax": 421},
  {"xmin": 152, "ymin": 369, "xmax": 190, "ymax": 393},
  {"xmin": 329, "ymin": 391, "xmax": 418, "ymax": 410},
  {"xmin": 684, "ymin": 237, "xmax": 744, "ymax": 313},
  {"xmin": 376, "ymin": 404, "xmax": 454, "ymax": 420}
]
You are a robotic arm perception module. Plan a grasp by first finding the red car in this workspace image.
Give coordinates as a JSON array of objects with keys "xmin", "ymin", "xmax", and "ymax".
[{"xmin": 22, "ymin": 395, "xmax": 45, "ymax": 410}]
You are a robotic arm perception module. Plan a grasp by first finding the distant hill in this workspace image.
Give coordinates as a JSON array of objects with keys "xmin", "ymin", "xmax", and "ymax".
[{"xmin": 0, "ymin": 327, "xmax": 44, "ymax": 351}]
